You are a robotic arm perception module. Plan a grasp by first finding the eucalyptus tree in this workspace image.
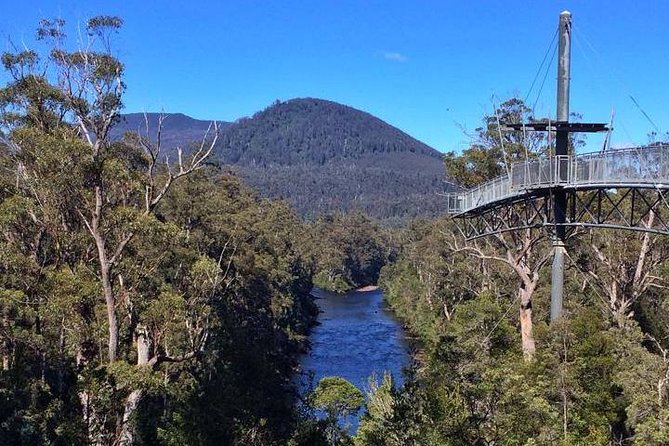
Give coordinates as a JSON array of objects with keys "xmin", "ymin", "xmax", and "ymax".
[
  {"xmin": 445, "ymin": 98, "xmax": 553, "ymax": 359},
  {"xmin": 572, "ymin": 212, "xmax": 669, "ymax": 326},
  {"xmin": 0, "ymin": 17, "xmax": 221, "ymax": 444}
]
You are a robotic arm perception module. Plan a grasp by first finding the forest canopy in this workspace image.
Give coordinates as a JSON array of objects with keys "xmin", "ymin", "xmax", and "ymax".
[
  {"xmin": 0, "ymin": 16, "xmax": 321, "ymax": 445},
  {"xmin": 3, "ymin": 13, "xmax": 669, "ymax": 446}
]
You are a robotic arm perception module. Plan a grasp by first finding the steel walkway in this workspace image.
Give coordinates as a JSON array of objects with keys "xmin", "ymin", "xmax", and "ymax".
[{"xmin": 446, "ymin": 145, "xmax": 669, "ymax": 215}]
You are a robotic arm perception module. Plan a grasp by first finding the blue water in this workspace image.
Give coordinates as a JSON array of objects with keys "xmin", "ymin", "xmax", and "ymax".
[{"xmin": 298, "ymin": 287, "xmax": 411, "ymax": 430}]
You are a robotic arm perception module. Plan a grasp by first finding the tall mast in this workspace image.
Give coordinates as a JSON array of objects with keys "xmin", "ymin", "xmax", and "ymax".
[{"xmin": 550, "ymin": 10, "xmax": 571, "ymax": 321}]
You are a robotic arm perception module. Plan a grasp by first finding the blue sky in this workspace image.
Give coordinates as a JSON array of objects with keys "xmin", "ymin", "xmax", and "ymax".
[{"xmin": 1, "ymin": 1, "xmax": 668, "ymax": 153}]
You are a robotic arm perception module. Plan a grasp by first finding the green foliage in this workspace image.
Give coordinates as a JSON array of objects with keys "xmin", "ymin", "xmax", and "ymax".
[
  {"xmin": 310, "ymin": 376, "xmax": 364, "ymax": 446},
  {"xmin": 369, "ymin": 210, "xmax": 669, "ymax": 446},
  {"xmin": 443, "ymin": 97, "xmax": 584, "ymax": 189},
  {"xmin": 4, "ymin": 14, "xmax": 669, "ymax": 446},
  {"xmin": 444, "ymin": 143, "xmax": 504, "ymax": 188},
  {"xmin": 354, "ymin": 373, "xmax": 417, "ymax": 446},
  {"xmin": 444, "ymin": 98, "xmax": 537, "ymax": 187},
  {"xmin": 147, "ymin": 174, "xmax": 319, "ymax": 445},
  {"xmin": 0, "ymin": 16, "xmax": 319, "ymax": 446},
  {"xmin": 308, "ymin": 212, "xmax": 393, "ymax": 292},
  {"xmin": 379, "ymin": 217, "xmax": 498, "ymax": 344},
  {"xmin": 312, "ymin": 376, "xmax": 364, "ymax": 419},
  {"xmin": 217, "ymin": 98, "xmax": 447, "ymax": 223}
]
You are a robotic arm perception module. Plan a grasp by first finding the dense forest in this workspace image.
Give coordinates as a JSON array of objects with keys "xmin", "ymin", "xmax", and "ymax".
[
  {"xmin": 352, "ymin": 101, "xmax": 669, "ymax": 446},
  {"xmin": 0, "ymin": 17, "xmax": 323, "ymax": 445},
  {"xmin": 113, "ymin": 99, "xmax": 451, "ymax": 222},
  {"xmin": 307, "ymin": 213, "xmax": 395, "ymax": 293},
  {"xmin": 3, "ymin": 14, "xmax": 669, "ymax": 446}
]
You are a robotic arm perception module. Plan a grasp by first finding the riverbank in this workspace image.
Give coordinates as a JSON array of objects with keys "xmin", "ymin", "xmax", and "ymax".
[{"xmin": 310, "ymin": 284, "xmax": 381, "ymax": 296}]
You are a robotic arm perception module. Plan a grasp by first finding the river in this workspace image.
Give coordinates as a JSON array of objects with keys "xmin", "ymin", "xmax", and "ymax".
[{"xmin": 298, "ymin": 287, "xmax": 411, "ymax": 430}]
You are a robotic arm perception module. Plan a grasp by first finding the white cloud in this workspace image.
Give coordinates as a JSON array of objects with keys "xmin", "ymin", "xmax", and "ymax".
[{"xmin": 382, "ymin": 51, "xmax": 408, "ymax": 63}]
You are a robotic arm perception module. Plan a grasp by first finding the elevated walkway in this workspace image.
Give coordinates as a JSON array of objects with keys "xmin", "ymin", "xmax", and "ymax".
[{"xmin": 446, "ymin": 145, "xmax": 669, "ymax": 215}]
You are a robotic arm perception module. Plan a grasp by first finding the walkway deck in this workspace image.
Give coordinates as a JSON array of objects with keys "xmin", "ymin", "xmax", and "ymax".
[{"xmin": 446, "ymin": 145, "xmax": 669, "ymax": 215}]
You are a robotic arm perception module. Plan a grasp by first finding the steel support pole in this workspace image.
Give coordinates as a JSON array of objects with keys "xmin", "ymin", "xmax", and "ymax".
[
  {"xmin": 550, "ymin": 240, "xmax": 566, "ymax": 320},
  {"xmin": 556, "ymin": 11, "xmax": 571, "ymax": 127},
  {"xmin": 551, "ymin": 10, "xmax": 571, "ymax": 321}
]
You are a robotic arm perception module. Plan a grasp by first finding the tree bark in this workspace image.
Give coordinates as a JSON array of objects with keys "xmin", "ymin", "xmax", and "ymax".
[
  {"xmin": 511, "ymin": 249, "xmax": 540, "ymax": 360},
  {"xmin": 79, "ymin": 390, "xmax": 106, "ymax": 446},
  {"xmin": 120, "ymin": 390, "xmax": 142, "ymax": 446},
  {"xmin": 100, "ymin": 263, "xmax": 119, "ymax": 363},
  {"xmin": 86, "ymin": 185, "xmax": 120, "ymax": 363},
  {"xmin": 1, "ymin": 313, "xmax": 9, "ymax": 370},
  {"xmin": 118, "ymin": 325, "xmax": 150, "ymax": 446},
  {"xmin": 453, "ymin": 232, "xmax": 546, "ymax": 359},
  {"xmin": 519, "ymin": 288, "xmax": 536, "ymax": 359}
]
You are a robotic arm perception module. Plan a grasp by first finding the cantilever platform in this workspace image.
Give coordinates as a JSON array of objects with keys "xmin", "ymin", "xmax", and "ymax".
[
  {"xmin": 446, "ymin": 145, "xmax": 669, "ymax": 216},
  {"xmin": 446, "ymin": 145, "xmax": 669, "ymax": 240}
]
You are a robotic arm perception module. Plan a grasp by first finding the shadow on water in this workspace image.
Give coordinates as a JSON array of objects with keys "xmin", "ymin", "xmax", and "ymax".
[{"xmin": 298, "ymin": 287, "xmax": 411, "ymax": 432}]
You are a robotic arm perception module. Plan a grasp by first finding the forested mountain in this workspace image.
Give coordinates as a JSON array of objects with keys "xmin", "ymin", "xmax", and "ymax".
[
  {"xmin": 114, "ymin": 99, "xmax": 451, "ymax": 222},
  {"xmin": 216, "ymin": 98, "xmax": 442, "ymax": 165}
]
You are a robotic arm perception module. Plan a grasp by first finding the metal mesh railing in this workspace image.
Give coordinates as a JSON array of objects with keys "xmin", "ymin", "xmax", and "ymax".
[
  {"xmin": 446, "ymin": 176, "xmax": 513, "ymax": 214},
  {"xmin": 572, "ymin": 146, "xmax": 669, "ymax": 186},
  {"xmin": 510, "ymin": 155, "xmax": 571, "ymax": 190},
  {"xmin": 446, "ymin": 145, "xmax": 669, "ymax": 214}
]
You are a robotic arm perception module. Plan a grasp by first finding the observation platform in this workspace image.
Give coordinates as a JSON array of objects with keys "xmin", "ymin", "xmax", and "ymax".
[{"xmin": 446, "ymin": 145, "xmax": 669, "ymax": 216}]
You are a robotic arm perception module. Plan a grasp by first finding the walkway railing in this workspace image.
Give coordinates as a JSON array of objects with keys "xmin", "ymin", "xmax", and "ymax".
[{"xmin": 446, "ymin": 145, "xmax": 669, "ymax": 214}]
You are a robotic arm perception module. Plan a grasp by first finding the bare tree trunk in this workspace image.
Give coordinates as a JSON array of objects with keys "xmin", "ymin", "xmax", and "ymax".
[
  {"xmin": 584, "ymin": 210, "xmax": 666, "ymax": 326},
  {"xmin": 100, "ymin": 264, "xmax": 119, "ymax": 363},
  {"xmin": 519, "ymin": 287, "xmax": 536, "ymax": 359},
  {"xmin": 120, "ymin": 390, "xmax": 142, "ymax": 446},
  {"xmin": 451, "ymin": 230, "xmax": 548, "ymax": 360},
  {"xmin": 88, "ymin": 185, "xmax": 120, "ymax": 363},
  {"xmin": 80, "ymin": 390, "xmax": 106, "ymax": 446},
  {"xmin": 77, "ymin": 339, "xmax": 105, "ymax": 446},
  {"xmin": 1, "ymin": 313, "xmax": 9, "ymax": 370},
  {"xmin": 80, "ymin": 391, "xmax": 92, "ymax": 442},
  {"xmin": 480, "ymin": 259, "xmax": 492, "ymax": 293},
  {"xmin": 516, "ymin": 261, "xmax": 540, "ymax": 360},
  {"xmin": 118, "ymin": 325, "xmax": 150, "ymax": 446},
  {"xmin": 443, "ymin": 304, "xmax": 452, "ymax": 321},
  {"xmin": 634, "ymin": 211, "xmax": 655, "ymax": 287}
]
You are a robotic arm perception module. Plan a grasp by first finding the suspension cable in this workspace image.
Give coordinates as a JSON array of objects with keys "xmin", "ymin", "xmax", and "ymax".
[
  {"xmin": 571, "ymin": 22, "xmax": 669, "ymax": 216},
  {"xmin": 524, "ymin": 26, "xmax": 559, "ymax": 106},
  {"xmin": 532, "ymin": 42, "xmax": 558, "ymax": 115}
]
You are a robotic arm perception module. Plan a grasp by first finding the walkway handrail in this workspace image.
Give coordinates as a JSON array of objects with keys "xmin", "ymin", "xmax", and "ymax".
[{"xmin": 446, "ymin": 145, "xmax": 669, "ymax": 214}]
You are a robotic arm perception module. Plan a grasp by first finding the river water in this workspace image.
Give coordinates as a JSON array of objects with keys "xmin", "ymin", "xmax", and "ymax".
[{"xmin": 298, "ymin": 287, "xmax": 411, "ymax": 429}]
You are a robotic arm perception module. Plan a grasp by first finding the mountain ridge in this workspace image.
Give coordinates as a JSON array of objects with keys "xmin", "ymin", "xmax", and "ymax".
[
  {"xmin": 113, "ymin": 98, "xmax": 450, "ymax": 221},
  {"xmin": 111, "ymin": 112, "xmax": 231, "ymax": 150},
  {"xmin": 216, "ymin": 98, "xmax": 443, "ymax": 166}
]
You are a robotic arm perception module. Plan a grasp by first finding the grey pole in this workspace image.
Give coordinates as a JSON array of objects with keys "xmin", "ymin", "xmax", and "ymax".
[
  {"xmin": 556, "ymin": 10, "xmax": 571, "ymax": 125},
  {"xmin": 550, "ymin": 10, "xmax": 571, "ymax": 321}
]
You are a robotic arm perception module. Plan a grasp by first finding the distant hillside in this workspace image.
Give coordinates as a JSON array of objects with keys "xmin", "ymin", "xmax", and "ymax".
[
  {"xmin": 216, "ymin": 98, "xmax": 443, "ymax": 166},
  {"xmin": 218, "ymin": 99, "xmax": 449, "ymax": 220},
  {"xmin": 111, "ymin": 113, "xmax": 230, "ymax": 153},
  {"xmin": 116, "ymin": 99, "xmax": 451, "ymax": 221}
]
